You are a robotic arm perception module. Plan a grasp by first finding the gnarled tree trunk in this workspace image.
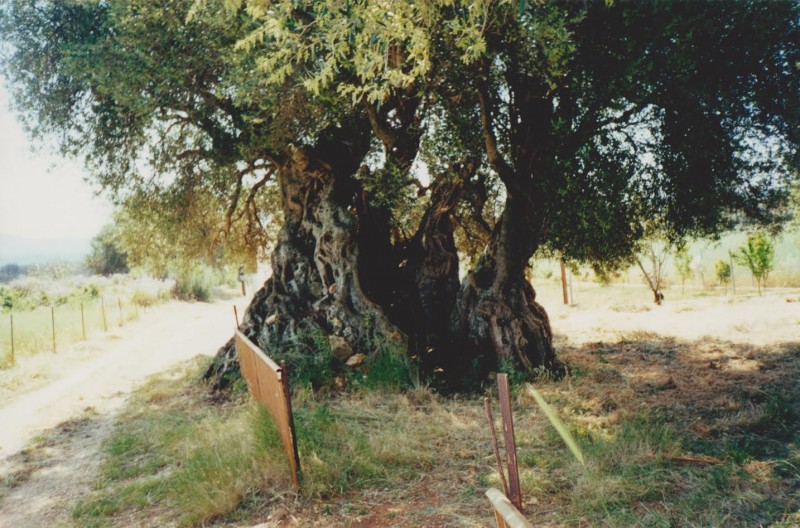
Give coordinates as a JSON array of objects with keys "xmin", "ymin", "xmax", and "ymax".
[
  {"xmin": 204, "ymin": 126, "xmax": 472, "ymax": 390},
  {"xmin": 449, "ymin": 195, "xmax": 557, "ymax": 385},
  {"xmin": 396, "ymin": 173, "xmax": 466, "ymax": 377},
  {"xmin": 205, "ymin": 125, "xmax": 405, "ymax": 389}
]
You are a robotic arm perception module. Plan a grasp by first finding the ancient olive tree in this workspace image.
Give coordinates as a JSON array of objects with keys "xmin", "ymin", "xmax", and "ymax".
[
  {"xmin": 0, "ymin": 0, "xmax": 456, "ymax": 385},
  {"xmin": 388, "ymin": 0, "xmax": 799, "ymax": 370},
  {"xmin": 2, "ymin": 0, "xmax": 799, "ymax": 389}
]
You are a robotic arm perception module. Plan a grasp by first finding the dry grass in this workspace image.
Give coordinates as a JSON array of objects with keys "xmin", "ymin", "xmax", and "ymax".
[
  {"xmin": 70, "ymin": 289, "xmax": 800, "ymax": 527},
  {"xmin": 530, "ymin": 333, "xmax": 800, "ymax": 526}
]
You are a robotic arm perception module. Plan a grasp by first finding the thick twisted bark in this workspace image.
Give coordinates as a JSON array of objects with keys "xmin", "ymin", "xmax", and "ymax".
[
  {"xmin": 205, "ymin": 135, "xmax": 487, "ymax": 390},
  {"xmin": 205, "ymin": 98, "xmax": 558, "ymax": 391},
  {"xmin": 397, "ymin": 174, "xmax": 464, "ymax": 376},
  {"xmin": 449, "ymin": 196, "xmax": 557, "ymax": 384},
  {"xmin": 205, "ymin": 125, "xmax": 405, "ymax": 389},
  {"xmin": 440, "ymin": 73, "xmax": 561, "ymax": 384}
]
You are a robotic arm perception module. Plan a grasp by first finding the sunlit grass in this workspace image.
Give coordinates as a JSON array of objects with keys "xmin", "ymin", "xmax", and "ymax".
[
  {"xmin": 71, "ymin": 325, "xmax": 800, "ymax": 527},
  {"xmin": 73, "ymin": 365, "xmax": 455, "ymax": 526},
  {"xmin": 73, "ymin": 360, "xmax": 293, "ymax": 527}
]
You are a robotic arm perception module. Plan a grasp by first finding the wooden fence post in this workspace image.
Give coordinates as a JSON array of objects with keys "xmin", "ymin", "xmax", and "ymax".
[
  {"xmin": 118, "ymin": 298, "xmax": 123, "ymax": 327},
  {"xmin": 81, "ymin": 303, "xmax": 86, "ymax": 340},
  {"xmin": 560, "ymin": 259, "xmax": 569, "ymax": 305},
  {"xmin": 233, "ymin": 305, "xmax": 239, "ymax": 328},
  {"xmin": 568, "ymin": 269, "xmax": 575, "ymax": 306},
  {"xmin": 51, "ymin": 306, "xmax": 56, "ymax": 353},
  {"xmin": 101, "ymin": 298, "xmax": 108, "ymax": 332},
  {"xmin": 497, "ymin": 374, "xmax": 522, "ymax": 510},
  {"xmin": 9, "ymin": 314, "xmax": 15, "ymax": 366}
]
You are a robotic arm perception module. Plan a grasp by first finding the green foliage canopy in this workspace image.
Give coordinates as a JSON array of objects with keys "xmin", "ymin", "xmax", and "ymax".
[
  {"xmin": 0, "ymin": 0, "xmax": 312, "ymax": 268},
  {"xmin": 733, "ymin": 232, "xmax": 775, "ymax": 293},
  {"xmin": 85, "ymin": 224, "xmax": 129, "ymax": 276},
  {"xmin": 229, "ymin": 0, "xmax": 800, "ymax": 270},
  {"xmin": 2, "ymin": 0, "xmax": 800, "ymax": 280}
]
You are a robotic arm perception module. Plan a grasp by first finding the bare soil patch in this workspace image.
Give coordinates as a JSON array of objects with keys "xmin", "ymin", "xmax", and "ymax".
[{"xmin": 0, "ymin": 411, "xmax": 111, "ymax": 527}]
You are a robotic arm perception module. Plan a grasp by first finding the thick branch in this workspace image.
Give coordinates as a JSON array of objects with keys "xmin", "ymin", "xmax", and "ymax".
[
  {"xmin": 476, "ymin": 78, "xmax": 516, "ymax": 187},
  {"xmin": 231, "ymin": 166, "xmax": 275, "ymax": 227},
  {"xmin": 224, "ymin": 169, "xmax": 246, "ymax": 234},
  {"xmin": 362, "ymin": 94, "xmax": 423, "ymax": 173},
  {"xmin": 176, "ymin": 148, "xmax": 207, "ymax": 161},
  {"xmin": 363, "ymin": 99, "xmax": 398, "ymax": 151}
]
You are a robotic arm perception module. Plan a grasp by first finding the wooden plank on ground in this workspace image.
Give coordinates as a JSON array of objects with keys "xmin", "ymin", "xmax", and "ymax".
[{"xmin": 486, "ymin": 487, "xmax": 533, "ymax": 528}]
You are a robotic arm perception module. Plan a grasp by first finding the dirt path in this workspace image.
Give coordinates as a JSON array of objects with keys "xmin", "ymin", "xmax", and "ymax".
[
  {"xmin": 0, "ymin": 298, "xmax": 242, "ymax": 527},
  {"xmin": 549, "ymin": 289, "xmax": 800, "ymax": 346}
]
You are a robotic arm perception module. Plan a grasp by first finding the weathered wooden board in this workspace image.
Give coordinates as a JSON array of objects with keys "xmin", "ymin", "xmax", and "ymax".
[
  {"xmin": 234, "ymin": 330, "xmax": 300, "ymax": 488},
  {"xmin": 486, "ymin": 487, "xmax": 533, "ymax": 528}
]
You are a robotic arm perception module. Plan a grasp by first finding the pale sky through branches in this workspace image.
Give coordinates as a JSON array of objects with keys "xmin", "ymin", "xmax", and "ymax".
[{"xmin": 0, "ymin": 80, "xmax": 111, "ymax": 241}]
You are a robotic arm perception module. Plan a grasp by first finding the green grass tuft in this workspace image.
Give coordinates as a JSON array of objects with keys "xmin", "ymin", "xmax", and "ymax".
[{"xmin": 73, "ymin": 361, "xmax": 292, "ymax": 527}]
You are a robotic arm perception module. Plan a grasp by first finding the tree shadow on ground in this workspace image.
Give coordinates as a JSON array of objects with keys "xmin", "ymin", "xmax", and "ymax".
[{"xmin": 560, "ymin": 333, "xmax": 800, "ymax": 460}]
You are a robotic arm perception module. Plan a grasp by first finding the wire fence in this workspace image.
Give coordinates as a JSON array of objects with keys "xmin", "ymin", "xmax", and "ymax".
[{"xmin": 0, "ymin": 296, "xmax": 143, "ymax": 367}]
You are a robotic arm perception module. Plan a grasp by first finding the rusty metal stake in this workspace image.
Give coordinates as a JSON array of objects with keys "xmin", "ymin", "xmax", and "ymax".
[
  {"xmin": 497, "ymin": 373, "xmax": 522, "ymax": 510},
  {"xmin": 233, "ymin": 305, "xmax": 239, "ymax": 328},
  {"xmin": 484, "ymin": 396, "xmax": 510, "ymax": 497},
  {"xmin": 101, "ymin": 298, "xmax": 108, "ymax": 332}
]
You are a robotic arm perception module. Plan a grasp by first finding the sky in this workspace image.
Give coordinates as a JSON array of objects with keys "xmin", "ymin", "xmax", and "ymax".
[{"xmin": 0, "ymin": 81, "xmax": 112, "ymax": 241}]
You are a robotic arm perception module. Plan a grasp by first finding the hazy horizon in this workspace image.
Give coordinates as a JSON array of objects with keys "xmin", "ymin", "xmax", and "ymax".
[{"xmin": 0, "ymin": 232, "xmax": 91, "ymax": 266}]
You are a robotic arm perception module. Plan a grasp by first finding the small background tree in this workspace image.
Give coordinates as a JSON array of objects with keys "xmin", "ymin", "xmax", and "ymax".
[
  {"xmin": 85, "ymin": 224, "xmax": 129, "ymax": 276},
  {"xmin": 636, "ymin": 237, "xmax": 672, "ymax": 305},
  {"xmin": 715, "ymin": 259, "xmax": 731, "ymax": 294},
  {"xmin": 674, "ymin": 246, "xmax": 693, "ymax": 295},
  {"xmin": 0, "ymin": 264, "xmax": 29, "ymax": 284},
  {"xmin": 733, "ymin": 233, "xmax": 774, "ymax": 295}
]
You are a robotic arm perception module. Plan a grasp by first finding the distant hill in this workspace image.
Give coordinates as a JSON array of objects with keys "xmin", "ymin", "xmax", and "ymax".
[{"xmin": 0, "ymin": 233, "xmax": 91, "ymax": 265}]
